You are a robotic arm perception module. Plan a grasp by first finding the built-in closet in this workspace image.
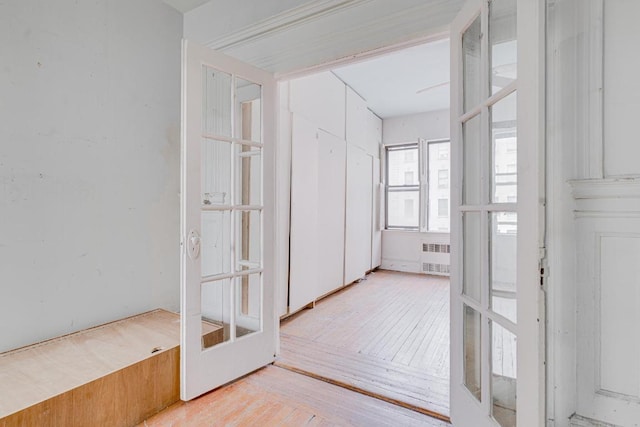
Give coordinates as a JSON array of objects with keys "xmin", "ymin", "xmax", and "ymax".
[{"xmin": 282, "ymin": 72, "xmax": 382, "ymax": 315}]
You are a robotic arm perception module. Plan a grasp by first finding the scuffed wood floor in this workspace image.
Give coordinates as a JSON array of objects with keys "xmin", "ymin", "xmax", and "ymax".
[
  {"xmin": 138, "ymin": 365, "xmax": 449, "ymax": 427},
  {"xmin": 277, "ymin": 270, "xmax": 450, "ymax": 419}
]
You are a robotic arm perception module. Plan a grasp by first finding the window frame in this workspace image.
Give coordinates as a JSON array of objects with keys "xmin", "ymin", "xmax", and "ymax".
[
  {"xmin": 385, "ymin": 142, "xmax": 420, "ymax": 230},
  {"xmin": 384, "ymin": 138, "xmax": 451, "ymax": 232}
]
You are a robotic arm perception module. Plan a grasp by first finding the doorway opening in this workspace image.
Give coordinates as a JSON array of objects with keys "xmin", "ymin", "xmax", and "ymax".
[{"xmin": 275, "ymin": 38, "xmax": 453, "ymax": 420}]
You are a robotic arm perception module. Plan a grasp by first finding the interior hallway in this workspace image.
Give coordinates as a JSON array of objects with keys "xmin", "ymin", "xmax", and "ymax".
[{"xmin": 277, "ymin": 270, "xmax": 450, "ymax": 419}]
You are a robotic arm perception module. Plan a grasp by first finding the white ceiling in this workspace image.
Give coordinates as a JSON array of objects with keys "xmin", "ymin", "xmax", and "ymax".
[
  {"xmin": 162, "ymin": 0, "xmax": 210, "ymax": 13},
  {"xmin": 184, "ymin": 0, "xmax": 463, "ymax": 76},
  {"xmin": 332, "ymin": 38, "xmax": 450, "ymax": 119}
]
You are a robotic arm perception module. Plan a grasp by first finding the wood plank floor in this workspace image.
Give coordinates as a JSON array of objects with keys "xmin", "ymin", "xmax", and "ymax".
[
  {"xmin": 138, "ymin": 365, "xmax": 449, "ymax": 427},
  {"xmin": 277, "ymin": 270, "xmax": 450, "ymax": 419}
]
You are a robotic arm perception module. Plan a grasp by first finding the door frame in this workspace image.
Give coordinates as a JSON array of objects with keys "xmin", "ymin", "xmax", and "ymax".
[{"xmin": 182, "ymin": 0, "xmax": 546, "ymax": 422}]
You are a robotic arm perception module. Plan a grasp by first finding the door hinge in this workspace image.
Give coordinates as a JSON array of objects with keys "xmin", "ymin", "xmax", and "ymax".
[{"xmin": 539, "ymin": 250, "xmax": 548, "ymax": 287}]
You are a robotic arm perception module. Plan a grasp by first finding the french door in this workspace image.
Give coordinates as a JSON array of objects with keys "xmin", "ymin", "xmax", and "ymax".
[
  {"xmin": 180, "ymin": 40, "xmax": 276, "ymax": 400},
  {"xmin": 450, "ymin": 1, "xmax": 545, "ymax": 426}
]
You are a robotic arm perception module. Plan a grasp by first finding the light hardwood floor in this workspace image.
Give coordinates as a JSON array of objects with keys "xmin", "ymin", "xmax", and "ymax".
[
  {"xmin": 139, "ymin": 270, "xmax": 450, "ymax": 426},
  {"xmin": 277, "ymin": 270, "xmax": 450, "ymax": 419},
  {"xmin": 138, "ymin": 365, "xmax": 449, "ymax": 427}
]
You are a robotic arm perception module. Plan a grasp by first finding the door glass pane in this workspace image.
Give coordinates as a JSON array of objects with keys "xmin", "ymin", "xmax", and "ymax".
[
  {"xmin": 491, "ymin": 212, "xmax": 517, "ymax": 323},
  {"xmin": 236, "ymin": 145, "xmax": 262, "ymax": 206},
  {"xmin": 202, "ymin": 139, "xmax": 231, "ymax": 206},
  {"xmin": 464, "ymin": 304, "xmax": 482, "ymax": 401},
  {"xmin": 387, "ymin": 146, "xmax": 419, "ymax": 185},
  {"xmin": 463, "ymin": 114, "xmax": 482, "ymax": 206},
  {"xmin": 491, "ymin": 91, "xmax": 517, "ymax": 203},
  {"xmin": 490, "ymin": 0, "xmax": 517, "ymax": 95},
  {"xmin": 236, "ymin": 210, "xmax": 261, "ymax": 271},
  {"xmin": 236, "ymin": 273, "xmax": 261, "ymax": 338},
  {"xmin": 492, "ymin": 321, "xmax": 517, "ymax": 427},
  {"xmin": 463, "ymin": 15, "xmax": 482, "ymax": 112},
  {"xmin": 428, "ymin": 141, "xmax": 451, "ymax": 232},
  {"xmin": 202, "ymin": 66, "xmax": 232, "ymax": 137},
  {"xmin": 201, "ymin": 279, "xmax": 231, "ymax": 350},
  {"xmin": 236, "ymin": 78, "xmax": 262, "ymax": 143},
  {"xmin": 201, "ymin": 211, "xmax": 231, "ymax": 277},
  {"xmin": 463, "ymin": 212, "xmax": 482, "ymax": 302},
  {"xmin": 387, "ymin": 190, "xmax": 419, "ymax": 228}
]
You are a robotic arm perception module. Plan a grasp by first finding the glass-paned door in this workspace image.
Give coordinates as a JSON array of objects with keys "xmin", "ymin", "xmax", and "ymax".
[
  {"xmin": 181, "ymin": 40, "xmax": 276, "ymax": 400},
  {"xmin": 450, "ymin": 0, "xmax": 544, "ymax": 426}
]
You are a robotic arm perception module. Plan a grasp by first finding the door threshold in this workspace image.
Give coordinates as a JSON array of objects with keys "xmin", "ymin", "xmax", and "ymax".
[{"xmin": 273, "ymin": 361, "xmax": 451, "ymax": 423}]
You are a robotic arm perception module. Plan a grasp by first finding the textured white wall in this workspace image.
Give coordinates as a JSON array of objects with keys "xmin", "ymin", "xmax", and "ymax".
[
  {"xmin": 382, "ymin": 109, "xmax": 450, "ymax": 145},
  {"xmin": 0, "ymin": 0, "xmax": 183, "ymax": 352}
]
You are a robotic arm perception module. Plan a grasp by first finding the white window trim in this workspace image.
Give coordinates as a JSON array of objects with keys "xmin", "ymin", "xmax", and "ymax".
[{"xmin": 384, "ymin": 138, "xmax": 451, "ymax": 232}]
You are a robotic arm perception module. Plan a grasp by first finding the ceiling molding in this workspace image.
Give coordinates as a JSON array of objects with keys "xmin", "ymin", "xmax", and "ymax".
[{"xmin": 205, "ymin": 0, "xmax": 373, "ymax": 50}]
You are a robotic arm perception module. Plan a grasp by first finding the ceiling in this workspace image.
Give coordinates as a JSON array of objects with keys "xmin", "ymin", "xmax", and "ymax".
[
  {"xmin": 332, "ymin": 39, "xmax": 450, "ymax": 119},
  {"xmin": 162, "ymin": 0, "xmax": 210, "ymax": 13},
  {"xmin": 184, "ymin": 0, "xmax": 463, "ymax": 76}
]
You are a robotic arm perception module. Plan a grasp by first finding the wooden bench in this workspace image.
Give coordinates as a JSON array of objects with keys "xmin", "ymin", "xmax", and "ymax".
[{"xmin": 0, "ymin": 309, "xmax": 222, "ymax": 427}]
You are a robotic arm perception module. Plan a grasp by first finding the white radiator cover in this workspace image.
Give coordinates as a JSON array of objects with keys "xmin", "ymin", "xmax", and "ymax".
[{"xmin": 381, "ymin": 230, "xmax": 450, "ymax": 276}]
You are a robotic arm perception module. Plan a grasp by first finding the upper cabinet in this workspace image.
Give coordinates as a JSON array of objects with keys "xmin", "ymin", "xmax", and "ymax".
[
  {"xmin": 367, "ymin": 110, "xmax": 382, "ymax": 158},
  {"xmin": 346, "ymin": 87, "xmax": 369, "ymax": 151},
  {"xmin": 289, "ymin": 72, "xmax": 345, "ymax": 140}
]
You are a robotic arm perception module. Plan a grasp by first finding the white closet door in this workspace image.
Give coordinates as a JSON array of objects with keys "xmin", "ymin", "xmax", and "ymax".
[
  {"xmin": 371, "ymin": 157, "xmax": 382, "ymax": 269},
  {"xmin": 289, "ymin": 114, "xmax": 319, "ymax": 313},
  {"xmin": 317, "ymin": 130, "xmax": 346, "ymax": 297},
  {"xmin": 344, "ymin": 144, "xmax": 373, "ymax": 285}
]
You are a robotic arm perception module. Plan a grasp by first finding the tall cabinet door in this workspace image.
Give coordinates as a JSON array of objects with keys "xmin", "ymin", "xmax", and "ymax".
[
  {"xmin": 371, "ymin": 157, "xmax": 382, "ymax": 269},
  {"xmin": 317, "ymin": 130, "xmax": 346, "ymax": 297},
  {"xmin": 181, "ymin": 40, "xmax": 277, "ymax": 400},
  {"xmin": 344, "ymin": 144, "xmax": 373, "ymax": 285},
  {"xmin": 449, "ymin": 0, "xmax": 545, "ymax": 426},
  {"xmin": 289, "ymin": 115, "xmax": 320, "ymax": 313}
]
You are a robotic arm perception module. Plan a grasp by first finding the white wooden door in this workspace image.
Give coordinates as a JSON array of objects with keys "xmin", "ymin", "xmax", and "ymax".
[
  {"xmin": 180, "ymin": 40, "xmax": 276, "ymax": 400},
  {"xmin": 449, "ymin": 0, "xmax": 545, "ymax": 426},
  {"xmin": 288, "ymin": 114, "xmax": 319, "ymax": 313},
  {"xmin": 344, "ymin": 144, "xmax": 373, "ymax": 285}
]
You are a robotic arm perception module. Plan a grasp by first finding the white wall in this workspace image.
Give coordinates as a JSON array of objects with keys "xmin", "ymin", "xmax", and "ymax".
[
  {"xmin": 0, "ymin": 0, "xmax": 183, "ymax": 353},
  {"xmin": 381, "ymin": 109, "xmax": 450, "ymax": 274},
  {"xmin": 382, "ymin": 109, "xmax": 450, "ymax": 144}
]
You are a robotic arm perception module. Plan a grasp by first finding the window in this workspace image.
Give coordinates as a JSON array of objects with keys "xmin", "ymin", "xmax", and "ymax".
[
  {"xmin": 438, "ymin": 169, "xmax": 449, "ymax": 188},
  {"xmin": 404, "ymin": 171, "xmax": 415, "ymax": 185},
  {"xmin": 385, "ymin": 140, "xmax": 451, "ymax": 231},
  {"xmin": 386, "ymin": 144, "xmax": 419, "ymax": 228},
  {"xmin": 438, "ymin": 198, "xmax": 449, "ymax": 217}
]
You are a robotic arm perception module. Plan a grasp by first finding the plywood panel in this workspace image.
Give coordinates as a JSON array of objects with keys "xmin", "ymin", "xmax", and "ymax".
[
  {"xmin": 289, "ymin": 115, "xmax": 319, "ymax": 312},
  {"xmin": 0, "ymin": 310, "xmax": 182, "ymax": 426},
  {"xmin": 289, "ymin": 72, "xmax": 345, "ymax": 140},
  {"xmin": 599, "ymin": 235, "xmax": 640, "ymax": 398},
  {"xmin": 317, "ymin": 130, "xmax": 347, "ymax": 296},
  {"xmin": 344, "ymin": 145, "xmax": 373, "ymax": 284}
]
